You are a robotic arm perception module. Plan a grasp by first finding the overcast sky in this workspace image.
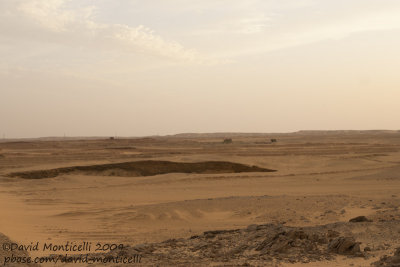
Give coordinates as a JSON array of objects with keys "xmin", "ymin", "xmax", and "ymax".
[{"xmin": 1, "ymin": 0, "xmax": 400, "ymax": 138}]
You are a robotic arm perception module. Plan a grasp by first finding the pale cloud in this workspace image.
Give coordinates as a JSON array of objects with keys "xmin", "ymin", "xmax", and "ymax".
[
  {"xmin": 235, "ymin": 16, "xmax": 271, "ymax": 34},
  {"xmin": 4, "ymin": 0, "xmax": 399, "ymax": 67},
  {"xmin": 191, "ymin": 0, "xmax": 400, "ymax": 58},
  {"xmin": 0, "ymin": 0, "xmax": 205, "ymax": 63},
  {"xmin": 17, "ymin": 0, "xmax": 76, "ymax": 31},
  {"xmin": 195, "ymin": 14, "xmax": 272, "ymax": 35}
]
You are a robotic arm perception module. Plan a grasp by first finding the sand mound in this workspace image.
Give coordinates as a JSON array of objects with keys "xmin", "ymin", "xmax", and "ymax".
[{"xmin": 7, "ymin": 160, "xmax": 276, "ymax": 179}]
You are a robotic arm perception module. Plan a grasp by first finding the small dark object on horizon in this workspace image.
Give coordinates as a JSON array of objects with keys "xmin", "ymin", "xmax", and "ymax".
[
  {"xmin": 271, "ymin": 138, "xmax": 277, "ymax": 143},
  {"xmin": 223, "ymin": 138, "xmax": 233, "ymax": 144}
]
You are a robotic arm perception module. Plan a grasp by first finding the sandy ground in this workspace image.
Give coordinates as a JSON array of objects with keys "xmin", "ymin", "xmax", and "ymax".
[{"xmin": 1, "ymin": 131, "xmax": 400, "ymax": 266}]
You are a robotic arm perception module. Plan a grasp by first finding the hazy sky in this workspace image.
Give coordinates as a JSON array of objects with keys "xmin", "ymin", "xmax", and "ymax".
[{"xmin": 1, "ymin": 0, "xmax": 400, "ymax": 138}]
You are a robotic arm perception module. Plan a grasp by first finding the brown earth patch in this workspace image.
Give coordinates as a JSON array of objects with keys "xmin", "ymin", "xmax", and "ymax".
[{"xmin": 7, "ymin": 160, "xmax": 276, "ymax": 179}]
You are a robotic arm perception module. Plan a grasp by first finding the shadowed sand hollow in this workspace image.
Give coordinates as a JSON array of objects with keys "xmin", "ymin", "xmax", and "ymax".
[{"xmin": 7, "ymin": 160, "xmax": 276, "ymax": 179}]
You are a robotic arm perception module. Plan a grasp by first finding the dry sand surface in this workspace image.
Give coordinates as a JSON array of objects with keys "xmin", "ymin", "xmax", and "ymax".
[{"xmin": 1, "ymin": 131, "xmax": 400, "ymax": 266}]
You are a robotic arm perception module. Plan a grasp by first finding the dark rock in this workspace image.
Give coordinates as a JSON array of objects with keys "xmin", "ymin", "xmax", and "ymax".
[
  {"xmin": 327, "ymin": 229, "xmax": 340, "ymax": 239},
  {"xmin": 109, "ymin": 223, "xmax": 368, "ymax": 265},
  {"xmin": 372, "ymin": 247, "xmax": 400, "ymax": 266},
  {"xmin": 203, "ymin": 229, "xmax": 238, "ymax": 236},
  {"xmin": 328, "ymin": 237, "xmax": 362, "ymax": 255},
  {"xmin": 246, "ymin": 224, "xmax": 258, "ymax": 231},
  {"xmin": 204, "ymin": 232, "xmax": 216, "ymax": 239},
  {"xmin": 349, "ymin": 216, "xmax": 372, "ymax": 222}
]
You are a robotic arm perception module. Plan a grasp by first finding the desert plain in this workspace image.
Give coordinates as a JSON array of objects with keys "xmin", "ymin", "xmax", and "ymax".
[{"xmin": 1, "ymin": 131, "xmax": 400, "ymax": 266}]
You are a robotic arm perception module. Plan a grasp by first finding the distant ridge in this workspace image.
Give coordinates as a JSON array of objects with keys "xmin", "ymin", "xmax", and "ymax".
[
  {"xmin": 167, "ymin": 133, "xmax": 278, "ymax": 138},
  {"xmin": 1, "ymin": 130, "xmax": 399, "ymax": 142},
  {"xmin": 168, "ymin": 130, "xmax": 400, "ymax": 138},
  {"xmin": 294, "ymin": 130, "xmax": 400, "ymax": 135}
]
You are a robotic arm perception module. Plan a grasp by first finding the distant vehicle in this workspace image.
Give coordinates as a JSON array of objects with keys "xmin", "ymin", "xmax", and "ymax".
[
  {"xmin": 109, "ymin": 137, "xmax": 115, "ymax": 140},
  {"xmin": 223, "ymin": 138, "xmax": 233, "ymax": 144},
  {"xmin": 270, "ymin": 138, "xmax": 277, "ymax": 143}
]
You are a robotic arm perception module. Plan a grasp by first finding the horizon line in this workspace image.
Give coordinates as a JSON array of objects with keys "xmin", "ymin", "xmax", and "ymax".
[{"xmin": 1, "ymin": 129, "xmax": 400, "ymax": 141}]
